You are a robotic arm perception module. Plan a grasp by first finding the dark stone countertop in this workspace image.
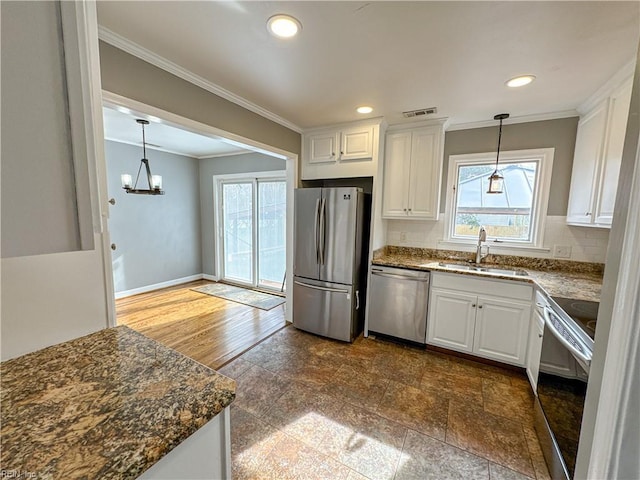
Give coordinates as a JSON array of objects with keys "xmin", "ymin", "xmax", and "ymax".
[
  {"xmin": 372, "ymin": 247, "xmax": 603, "ymax": 303},
  {"xmin": 0, "ymin": 326, "xmax": 235, "ymax": 480}
]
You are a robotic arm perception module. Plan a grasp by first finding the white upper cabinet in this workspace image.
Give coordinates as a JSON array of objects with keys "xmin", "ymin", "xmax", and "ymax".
[
  {"xmin": 340, "ymin": 126, "xmax": 374, "ymax": 161},
  {"xmin": 307, "ymin": 131, "xmax": 339, "ymax": 164},
  {"xmin": 595, "ymin": 79, "xmax": 633, "ymax": 225},
  {"xmin": 567, "ymin": 75, "xmax": 633, "ymax": 228},
  {"xmin": 382, "ymin": 124, "xmax": 444, "ymax": 220},
  {"xmin": 302, "ymin": 121, "xmax": 382, "ymax": 179}
]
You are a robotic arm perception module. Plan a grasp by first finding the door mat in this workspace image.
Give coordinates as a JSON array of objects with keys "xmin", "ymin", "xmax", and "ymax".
[{"xmin": 191, "ymin": 283, "xmax": 285, "ymax": 310}]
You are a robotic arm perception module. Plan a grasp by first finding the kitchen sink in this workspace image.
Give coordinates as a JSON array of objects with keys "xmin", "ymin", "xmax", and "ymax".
[{"xmin": 436, "ymin": 262, "xmax": 528, "ymax": 277}]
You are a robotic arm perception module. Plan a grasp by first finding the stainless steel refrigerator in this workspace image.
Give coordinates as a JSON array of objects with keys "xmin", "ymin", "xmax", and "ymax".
[{"xmin": 293, "ymin": 187, "xmax": 365, "ymax": 342}]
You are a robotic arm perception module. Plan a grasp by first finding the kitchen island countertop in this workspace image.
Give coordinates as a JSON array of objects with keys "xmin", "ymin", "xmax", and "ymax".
[
  {"xmin": 372, "ymin": 247, "xmax": 603, "ymax": 303},
  {"xmin": 0, "ymin": 325, "xmax": 235, "ymax": 480}
]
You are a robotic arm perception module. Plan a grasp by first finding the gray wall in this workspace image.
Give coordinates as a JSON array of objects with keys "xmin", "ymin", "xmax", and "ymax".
[
  {"xmin": 1, "ymin": 1, "xmax": 89, "ymax": 257},
  {"xmin": 99, "ymin": 41, "xmax": 302, "ymax": 158},
  {"xmin": 442, "ymin": 117, "xmax": 579, "ymax": 215},
  {"xmin": 199, "ymin": 153, "xmax": 286, "ymax": 276},
  {"xmin": 106, "ymin": 141, "xmax": 202, "ymax": 292}
]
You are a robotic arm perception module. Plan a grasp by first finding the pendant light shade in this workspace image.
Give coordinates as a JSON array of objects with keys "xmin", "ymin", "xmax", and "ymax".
[
  {"xmin": 487, "ymin": 113, "xmax": 509, "ymax": 194},
  {"xmin": 121, "ymin": 119, "xmax": 164, "ymax": 195}
]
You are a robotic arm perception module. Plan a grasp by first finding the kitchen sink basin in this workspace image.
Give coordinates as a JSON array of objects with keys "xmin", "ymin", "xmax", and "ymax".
[{"xmin": 437, "ymin": 262, "xmax": 528, "ymax": 277}]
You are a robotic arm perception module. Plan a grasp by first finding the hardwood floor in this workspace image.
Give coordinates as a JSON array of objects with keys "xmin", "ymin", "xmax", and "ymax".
[{"xmin": 116, "ymin": 280, "xmax": 287, "ymax": 370}]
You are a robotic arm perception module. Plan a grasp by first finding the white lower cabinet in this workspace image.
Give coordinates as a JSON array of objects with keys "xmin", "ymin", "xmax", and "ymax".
[
  {"xmin": 428, "ymin": 289, "xmax": 477, "ymax": 353},
  {"xmin": 427, "ymin": 273, "xmax": 532, "ymax": 367},
  {"xmin": 526, "ymin": 308, "xmax": 545, "ymax": 391}
]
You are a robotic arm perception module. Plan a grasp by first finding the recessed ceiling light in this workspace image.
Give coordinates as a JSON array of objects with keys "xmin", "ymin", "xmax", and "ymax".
[
  {"xmin": 506, "ymin": 75, "xmax": 536, "ymax": 88},
  {"xmin": 267, "ymin": 14, "xmax": 301, "ymax": 38},
  {"xmin": 356, "ymin": 106, "xmax": 373, "ymax": 114}
]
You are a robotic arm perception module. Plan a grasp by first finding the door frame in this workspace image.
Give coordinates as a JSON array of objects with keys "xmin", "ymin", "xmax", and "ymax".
[
  {"xmin": 213, "ymin": 171, "xmax": 287, "ymax": 290},
  {"xmin": 101, "ymin": 91, "xmax": 298, "ymax": 323}
]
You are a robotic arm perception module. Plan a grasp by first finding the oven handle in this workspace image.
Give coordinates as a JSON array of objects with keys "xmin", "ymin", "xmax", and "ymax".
[{"xmin": 541, "ymin": 305, "xmax": 592, "ymax": 366}]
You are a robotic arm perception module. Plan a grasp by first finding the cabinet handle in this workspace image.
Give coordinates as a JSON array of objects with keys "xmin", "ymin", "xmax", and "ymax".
[
  {"xmin": 108, "ymin": 198, "xmax": 116, "ymax": 205},
  {"xmin": 340, "ymin": 151, "xmax": 344, "ymax": 155},
  {"xmin": 478, "ymin": 305, "xmax": 483, "ymax": 309},
  {"xmin": 408, "ymin": 208, "xmax": 412, "ymax": 212},
  {"xmin": 586, "ymin": 212, "xmax": 592, "ymax": 216},
  {"xmin": 331, "ymin": 152, "xmax": 335, "ymax": 157},
  {"xmin": 472, "ymin": 304, "xmax": 476, "ymax": 308},
  {"xmin": 403, "ymin": 208, "xmax": 407, "ymax": 212},
  {"xmin": 538, "ymin": 333, "xmax": 543, "ymax": 338}
]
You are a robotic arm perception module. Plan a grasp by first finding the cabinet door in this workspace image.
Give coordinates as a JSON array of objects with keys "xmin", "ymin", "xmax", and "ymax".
[
  {"xmin": 427, "ymin": 288, "xmax": 476, "ymax": 353},
  {"xmin": 566, "ymin": 101, "xmax": 609, "ymax": 225},
  {"xmin": 473, "ymin": 295, "xmax": 530, "ymax": 366},
  {"xmin": 408, "ymin": 128, "xmax": 441, "ymax": 219},
  {"xmin": 595, "ymin": 78, "xmax": 633, "ymax": 226},
  {"xmin": 340, "ymin": 126, "xmax": 373, "ymax": 161},
  {"xmin": 308, "ymin": 131, "xmax": 339, "ymax": 164},
  {"xmin": 382, "ymin": 132, "xmax": 412, "ymax": 218},
  {"xmin": 526, "ymin": 310, "xmax": 545, "ymax": 392}
]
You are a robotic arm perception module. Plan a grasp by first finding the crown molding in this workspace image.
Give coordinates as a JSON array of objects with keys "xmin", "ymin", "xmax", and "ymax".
[
  {"xmin": 446, "ymin": 110, "xmax": 578, "ymax": 132},
  {"xmin": 98, "ymin": 26, "xmax": 303, "ymax": 134},
  {"xmin": 577, "ymin": 58, "xmax": 636, "ymax": 115}
]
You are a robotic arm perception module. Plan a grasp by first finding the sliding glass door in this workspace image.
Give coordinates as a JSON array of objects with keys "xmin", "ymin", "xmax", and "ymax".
[{"xmin": 219, "ymin": 174, "xmax": 286, "ymax": 291}]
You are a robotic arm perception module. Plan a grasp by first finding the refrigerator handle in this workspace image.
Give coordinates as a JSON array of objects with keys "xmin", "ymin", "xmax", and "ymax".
[
  {"xmin": 294, "ymin": 280, "xmax": 348, "ymax": 294},
  {"xmin": 319, "ymin": 197, "xmax": 326, "ymax": 265},
  {"xmin": 314, "ymin": 198, "xmax": 320, "ymax": 264},
  {"xmin": 355, "ymin": 290, "xmax": 360, "ymax": 310}
]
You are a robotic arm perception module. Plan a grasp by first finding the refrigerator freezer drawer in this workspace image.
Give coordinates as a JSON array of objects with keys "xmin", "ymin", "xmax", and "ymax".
[
  {"xmin": 293, "ymin": 278, "xmax": 356, "ymax": 342},
  {"xmin": 368, "ymin": 266, "xmax": 430, "ymax": 343}
]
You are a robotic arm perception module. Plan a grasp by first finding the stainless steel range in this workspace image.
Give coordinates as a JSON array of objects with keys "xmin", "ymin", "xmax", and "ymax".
[{"xmin": 534, "ymin": 292, "xmax": 598, "ymax": 479}]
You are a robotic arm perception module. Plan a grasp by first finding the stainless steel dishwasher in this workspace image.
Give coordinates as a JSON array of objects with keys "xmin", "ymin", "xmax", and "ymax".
[{"xmin": 368, "ymin": 266, "xmax": 430, "ymax": 343}]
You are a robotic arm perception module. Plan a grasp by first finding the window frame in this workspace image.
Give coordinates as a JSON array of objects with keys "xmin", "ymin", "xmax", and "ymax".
[
  {"xmin": 213, "ymin": 170, "xmax": 287, "ymax": 290},
  {"xmin": 443, "ymin": 148, "xmax": 555, "ymax": 251}
]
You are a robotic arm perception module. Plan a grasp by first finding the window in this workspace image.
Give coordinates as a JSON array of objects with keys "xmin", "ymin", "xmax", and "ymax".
[{"xmin": 445, "ymin": 149, "xmax": 554, "ymax": 249}]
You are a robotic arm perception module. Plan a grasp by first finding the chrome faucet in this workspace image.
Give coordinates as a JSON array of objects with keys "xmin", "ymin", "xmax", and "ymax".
[{"xmin": 476, "ymin": 226, "xmax": 489, "ymax": 264}]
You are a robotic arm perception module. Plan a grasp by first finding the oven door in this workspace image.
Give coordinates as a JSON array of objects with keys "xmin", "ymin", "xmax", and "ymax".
[{"xmin": 535, "ymin": 305, "xmax": 590, "ymax": 479}]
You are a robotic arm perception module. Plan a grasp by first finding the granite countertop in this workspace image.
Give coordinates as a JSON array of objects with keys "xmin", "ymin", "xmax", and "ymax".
[
  {"xmin": 0, "ymin": 326, "xmax": 236, "ymax": 480},
  {"xmin": 373, "ymin": 247, "xmax": 604, "ymax": 303}
]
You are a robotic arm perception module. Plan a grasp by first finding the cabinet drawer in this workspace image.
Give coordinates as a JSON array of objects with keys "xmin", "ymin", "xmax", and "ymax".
[{"xmin": 431, "ymin": 272, "xmax": 533, "ymax": 301}]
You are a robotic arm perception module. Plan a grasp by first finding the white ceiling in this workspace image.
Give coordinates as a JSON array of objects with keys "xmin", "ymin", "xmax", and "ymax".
[
  {"xmin": 102, "ymin": 106, "xmax": 250, "ymax": 158},
  {"xmin": 97, "ymin": 1, "xmax": 640, "ymax": 131}
]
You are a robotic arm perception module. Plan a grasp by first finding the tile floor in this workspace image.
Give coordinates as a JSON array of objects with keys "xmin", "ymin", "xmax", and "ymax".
[{"xmin": 219, "ymin": 325, "xmax": 551, "ymax": 480}]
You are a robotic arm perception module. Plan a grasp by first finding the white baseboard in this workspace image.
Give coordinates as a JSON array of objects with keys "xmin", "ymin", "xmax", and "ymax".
[
  {"xmin": 203, "ymin": 274, "xmax": 219, "ymax": 282},
  {"xmin": 115, "ymin": 274, "xmax": 205, "ymax": 299}
]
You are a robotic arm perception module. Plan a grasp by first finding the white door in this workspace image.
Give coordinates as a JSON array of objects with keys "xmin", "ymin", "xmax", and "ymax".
[
  {"xmin": 382, "ymin": 132, "xmax": 411, "ymax": 217},
  {"xmin": 340, "ymin": 126, "xmax": 373, "ymax": 161},
  {"xmin": 566, "ymin": 100, "xmax": 609, "ymax": 225},
  {"xmin": 308, "ymin": 132, "xmax": 339, "ymax": 164},
  {"xmin": 473, "ymin": 295, "xmax": 530, "ymax": 366},
  {"xmin": 427, "ymin": 288, "xmax": 476, "ymax": 352},
  {"xmin": 595, "ymin": 78, "xmax": 633, "ymax": 225},
  {"xmin": 408, "ymin": 128, "xmax": 438, "ymax": 218},
  {"xmin": 219, "ymin": 176, "xmax": 286, "ymax": 290}
]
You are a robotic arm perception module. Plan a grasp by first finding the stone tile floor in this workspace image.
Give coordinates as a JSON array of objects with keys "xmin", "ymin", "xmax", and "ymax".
[{"xmin": 219, "ymin": 325, "xmax": 551, "ymax": 480}]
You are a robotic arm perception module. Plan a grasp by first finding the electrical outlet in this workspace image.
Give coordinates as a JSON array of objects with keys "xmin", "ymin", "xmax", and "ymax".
[
  {"xmin": 553, "ymin": 245, "xmax": 572, "ymax": 258},
  {"xmin": 399, "ymin": 232, "xmax": 407, "ymax": 243}
]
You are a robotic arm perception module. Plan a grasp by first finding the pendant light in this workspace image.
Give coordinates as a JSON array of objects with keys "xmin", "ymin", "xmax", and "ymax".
[
  {"xmin": 121, "ymin": 119, "xmax": 164, "ymax": 195},
  {"xmin": 487, "ymin": 113, "xmax": 510, "ymax": 194}
]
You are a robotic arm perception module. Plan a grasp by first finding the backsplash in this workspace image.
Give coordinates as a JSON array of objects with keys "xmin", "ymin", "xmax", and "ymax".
[{"xmin": 386, "ymin": 215, "xmax": 609, "ymax": 264}]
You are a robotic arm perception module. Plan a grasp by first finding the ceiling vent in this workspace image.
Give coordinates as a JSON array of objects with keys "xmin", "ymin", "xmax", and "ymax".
[{"xmin": 402, "ymin": 107, "xmax": 438, "ymax": 118}]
